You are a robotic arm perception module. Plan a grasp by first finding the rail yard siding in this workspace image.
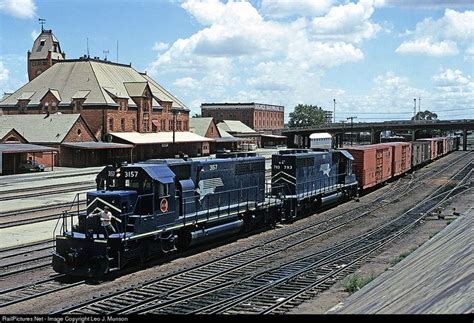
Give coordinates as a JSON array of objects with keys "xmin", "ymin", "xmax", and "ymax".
[{"xmin": 335, "ymin": 209, "xmax": 474, "ymax": 314}]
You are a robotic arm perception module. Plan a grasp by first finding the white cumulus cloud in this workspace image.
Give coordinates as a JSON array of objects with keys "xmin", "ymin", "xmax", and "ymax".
[
  {"xmin": 152, "ymin": 42, "xmax": 169, "ymax": 51},
  {"xmin": 396, "ymin": 39, "xmax": 459, "ymax": 56},
  {"xmin": 30, "ymin": 29, "xmax": 39, "ymax": 41},
  {"xmin": 0, "ymin": 61, "xmax": 9, "ymax": 83},
  {"xmin": 0, "ymin": 0, "xmax": 36, "ymax": 19},
  {"xmin": 260, "ymin": 0, "xmax": 333, "ymax": 18},
  {"xmin": 396, "ymin": 9, "xmax": 474, "ymax": 57},
  {"xmin": 312, "ymin": 0, "xmax": 381, "ymax": 43},
  {"xmin": 148, "ymin": 1, "xmax": 381, "ymax": 116}
]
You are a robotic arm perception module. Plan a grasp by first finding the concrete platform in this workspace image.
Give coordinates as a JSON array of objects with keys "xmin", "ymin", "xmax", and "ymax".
[
  {"xmin": 0, "ymin": 219, "xmax": 59, "ymax": 249},
  {"xmin": 333, "ymin": 207, "xmax": 474, "ymax": 314}
]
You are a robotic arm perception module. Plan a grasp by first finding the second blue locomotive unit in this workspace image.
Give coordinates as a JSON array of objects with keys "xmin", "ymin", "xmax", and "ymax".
[{"xmin": 53, "ymin": 150, "xmax": 357, "ymax": 277}]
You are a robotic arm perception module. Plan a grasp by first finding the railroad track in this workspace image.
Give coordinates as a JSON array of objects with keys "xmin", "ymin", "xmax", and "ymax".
[
  {"xmin": 0, "ymin": 209, "xmax": 86, "ymax": 229},
  {"xmin": 0, "ymin": 201, "xmax": 86, "ymax": 218},
  {"xmin": 0, "ymin": 240, "xmax": 55, "ymax": 279},
  {"xmin": 53, "ymin": 156, "xmax": 472, "ymax": 315},
  {"xmin": 0, "ymin": 276, "xmax": 85, "ymax": 308},
  {"xmin": 0, "ymin": 182, "xmax": 95, "ymax": 202},
  {"xmin": 0, "ymin": 169, "xmax": 99, "ymax": 187}
]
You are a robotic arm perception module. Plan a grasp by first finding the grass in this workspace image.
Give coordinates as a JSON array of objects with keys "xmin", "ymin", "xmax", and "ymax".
[
  {"xmin": 389, "ymin": 247, "xmax": 417, "ymax": 266},
  {"xmin": 343, "ymin": 273, "xmax": 375, "ymax": 294}
]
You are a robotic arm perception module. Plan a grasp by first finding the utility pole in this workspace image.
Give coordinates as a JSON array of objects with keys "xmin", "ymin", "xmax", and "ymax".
[
  {"xmin": 418, "ymin": 97, "xmax": 421, "ymax": 113},
  {"xmin": 103, "ymin": 50, "xmax": 109, "ymax": 61},
  {"xmin": 171, "ymin": 108, "xmax": 181, "ymax": 156},
  {"xmin": 333, "ymin": 99, "xmax": 336, "ymax": 124},
  {"xmin": 414, "ymin": 98, "xmax": 417, "ymax": 119},
  {"xmin": 347, "ymin": 116, "xmax": 357, "ymax": 146}
]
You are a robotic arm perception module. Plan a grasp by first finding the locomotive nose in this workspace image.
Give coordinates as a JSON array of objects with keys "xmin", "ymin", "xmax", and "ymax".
[{"xmin": 86, "ymin": 190, "xmax": 137, "ymax": 215}]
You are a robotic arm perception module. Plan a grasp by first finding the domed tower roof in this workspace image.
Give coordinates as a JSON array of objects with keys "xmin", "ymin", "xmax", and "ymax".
[{"xmin": 29, "ymin": 29, "xmax": 65, "ymax": 61}]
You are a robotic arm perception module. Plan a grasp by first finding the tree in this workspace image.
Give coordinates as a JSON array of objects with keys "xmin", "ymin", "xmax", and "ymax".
[
  {"xmin": 192, "ymin": 113, "xmax": 202, "ymax": 118},
  {"xmin": 412, "ymin": 110, "xmax": 442, "ymax": 138},
  {"xmin": 411, "ymin": 110, "xmax": 438, "ymax": 121},
  {"xmin": 288, "ymin": 104, "xmax": 325, "ymax": 128}
]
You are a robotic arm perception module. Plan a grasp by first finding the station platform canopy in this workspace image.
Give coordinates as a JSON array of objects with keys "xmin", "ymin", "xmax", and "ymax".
[
  {"xmin": 61, "ymin": 142, "xmax": 133, "ymax": 150},
  {"xmin": 0, "ymin": 143, "xmax": 58, "ymax": 154},
  {"xmin": 109, "ymin": 131, "xmax": 213, "ymax": 145}
]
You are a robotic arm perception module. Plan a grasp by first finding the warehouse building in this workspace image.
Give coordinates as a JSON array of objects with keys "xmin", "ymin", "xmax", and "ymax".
[
  {"xmin": 201, "ymin": 102, "xmax": 284, "ymax": 133},
  {"xmin": 189, "ymin": 117, "xmax": 242, "ymax": 152},
  {"xmin": 0, "ymin": 114, "xmax": 132, "ymax": 167}
]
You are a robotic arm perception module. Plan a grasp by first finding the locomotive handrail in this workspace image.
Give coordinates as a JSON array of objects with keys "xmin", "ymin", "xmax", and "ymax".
[
  {"xmin": 53, "ymin": 192, "xmax": 86, "ymax": 238},
  {"xmin": 180, "ymin": 184, "xmax": 262, "ymax": 226}
]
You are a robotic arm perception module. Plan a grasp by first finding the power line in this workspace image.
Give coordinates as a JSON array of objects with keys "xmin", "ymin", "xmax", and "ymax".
[{"xmin": 336, "ymin": 108, "xmax": 473, "ymax": 115}]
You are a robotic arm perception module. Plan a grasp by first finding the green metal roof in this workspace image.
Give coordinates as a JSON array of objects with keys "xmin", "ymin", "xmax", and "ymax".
[
  {"xmin": 0, "ymin": 114, "xmax": 85, "ymax": 144},
  {"xmin": 189, "ymin": 117, "xmax": 214, "ymax": 137},
  {"xmin": 217, "ymin": 120, "xmax": 257, "ymax": 134}
]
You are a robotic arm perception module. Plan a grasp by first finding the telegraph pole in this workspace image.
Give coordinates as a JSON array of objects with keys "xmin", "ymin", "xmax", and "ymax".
[
  {"xmin": 347, "ymin": 116, "xmax": 357, "ymax": 146},
  {"xmin": 333, "ymin": 99, "xmax": 336, "ymax": 124},
  {"xmin": 414, "ymin": 98, "xmax": 417, "ymax": 119}
]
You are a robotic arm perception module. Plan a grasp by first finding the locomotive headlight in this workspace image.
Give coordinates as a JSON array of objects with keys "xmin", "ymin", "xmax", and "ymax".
[{"xmin": 116, "ymin": 168, "xmax": 121, "ymax": 178}]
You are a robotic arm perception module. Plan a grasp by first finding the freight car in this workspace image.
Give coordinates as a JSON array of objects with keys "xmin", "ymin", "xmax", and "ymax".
[
  {"xmin": 419, "ymin": 138, "xmax": 444, "ymax": 160},
  {"xmin": 309, "ymin": 133, "xmax": 332, "ymax": 150},
  {"xmin": 411, "ymin": 141, "xmax": 431, "ymax": 168},
  {"xmin": 343, "ymin": 144, "xmax": 392, "ymax": 190},
  {"xmin": 384, "ymin": 142, "xmax": 412, "ymax": 177},
  {"xmin": 53, "ymin": 150, "xmax": 357, "ymax": 276}
]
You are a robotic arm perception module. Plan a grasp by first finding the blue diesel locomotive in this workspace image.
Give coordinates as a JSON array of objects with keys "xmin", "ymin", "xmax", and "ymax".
[
  {"xmin": 271, "ymin": 149, "xmax": 357, "ymax": 219},
  {"xmin": 53, "ymin": 150, "xmax": 357, "ymax": 277}
]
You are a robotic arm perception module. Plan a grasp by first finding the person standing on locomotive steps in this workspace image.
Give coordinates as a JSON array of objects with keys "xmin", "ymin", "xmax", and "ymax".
[{"xmin": 87, "ymin": 206, "xmax": 119, "ymax": 237}]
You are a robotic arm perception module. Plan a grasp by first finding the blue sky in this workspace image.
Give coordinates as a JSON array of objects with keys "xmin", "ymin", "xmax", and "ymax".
[{"xmin": 0, "ymin": 0, "xmax": 473, "ymax": 122}]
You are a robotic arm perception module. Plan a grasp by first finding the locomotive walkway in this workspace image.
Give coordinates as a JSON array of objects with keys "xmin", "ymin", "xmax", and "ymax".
[{"xmin": 333, "ymin": 206, "xmax": 473, "ymax": 314}]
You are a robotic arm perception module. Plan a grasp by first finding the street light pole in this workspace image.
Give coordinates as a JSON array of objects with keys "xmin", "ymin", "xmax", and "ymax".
[
  {"xmin": 333, "ymin": 99, "xmax": 336, "ymax": 124},
  {"xmin": 347, "ymin": 116, "xmax": 357, "ymax": 146}
]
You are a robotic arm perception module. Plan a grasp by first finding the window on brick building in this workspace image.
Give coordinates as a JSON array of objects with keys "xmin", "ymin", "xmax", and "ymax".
[
  {"xmin": 132, "ymin": 119, "xmax": 136, "ymax": 131},
  {"xmin": 161, "ymin": 119, "xmax": 166, "ymax": 131},
  {"xmin": 121, "ymin": 118, "xmax": 125, "ymax": 131},
  {"xmin": 169, "ymin": 120, "xmax": 173, "ymax": 131},
  {"xmin": 109, "ymin": 118, "xmax": 114, "ymax": 131}
]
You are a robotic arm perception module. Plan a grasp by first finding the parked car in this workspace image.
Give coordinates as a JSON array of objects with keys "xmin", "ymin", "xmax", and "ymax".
[{"xmin": 19, "ymin": 160, "xmax": 45, "ymax": 172}]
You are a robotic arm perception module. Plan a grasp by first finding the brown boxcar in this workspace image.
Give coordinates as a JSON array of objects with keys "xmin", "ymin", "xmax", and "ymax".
[
  {"xmin": 384, "ymin": 142, "xmax": 412, "ymax": 177},
  {"xmin": 419, "ymin": 138, "xmax": 438, "ymax": 160},
  {"xmin": 412, "ymin": 140, "xmax": 431, "ymax": 168},
  {"xmin": 345, "ymin": 144, "xmax": 392, "ymax": 189}
]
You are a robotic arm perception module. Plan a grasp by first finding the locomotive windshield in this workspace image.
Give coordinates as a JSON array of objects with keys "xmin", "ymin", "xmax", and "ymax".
[{"xmin": 98, "ymin": 177, "xmax": 153, "ymax": 194}]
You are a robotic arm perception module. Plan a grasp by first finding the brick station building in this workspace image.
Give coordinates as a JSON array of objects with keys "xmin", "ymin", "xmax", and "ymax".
[
  {"xmin": 201, "ymin": 102, "xmax": 285, "ymax": 133},
  {"xmin": 0, "ymin": 29, "xmax": 209, "ymax": 166}
]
